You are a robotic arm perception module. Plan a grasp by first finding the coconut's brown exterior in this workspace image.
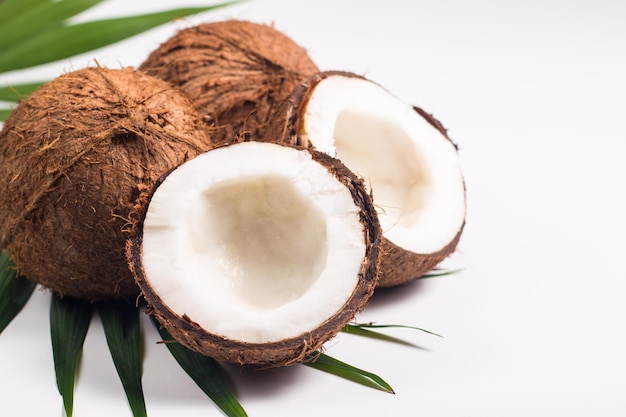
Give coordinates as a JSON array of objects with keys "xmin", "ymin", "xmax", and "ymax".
[
  {"xmin": 139, "ymin": 19, "xmax": 319, "ymax": 144},
  {"xmin": 378, "ymin": 228, "xmax": 463, "ymax": 288},
  {"xmin": 265, "ymin": 71, "xmax": 465, "ymax": 288},
  {"xmin": 0, "ymin": 67, "xmax": 212, "ymax": 301},
  {"xmin": 127, "ymin": 146, "xmax": 381, "ymax": 367}
]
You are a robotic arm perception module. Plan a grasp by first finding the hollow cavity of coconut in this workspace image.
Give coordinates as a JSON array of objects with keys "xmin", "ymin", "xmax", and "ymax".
[
  {"xmin": 0, "ymin": 67, "xmax": 212, "ymax": 301},
  {"xmin": 266, "ymin": 71, "xmax": 465, "ymax": 288},
  {"xmin": 127, "ymin": 141, "xmax": 380, "ymax": 367},
  {"xmin": 139, "ymin": 19, "xmax": 319, "ymax": 144}
]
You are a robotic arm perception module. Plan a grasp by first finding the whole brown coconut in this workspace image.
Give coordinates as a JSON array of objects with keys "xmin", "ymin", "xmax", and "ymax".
[
  {"xmin": 139, "ymin": 19, "xmax": 319, "ymax": 144},
  {"xmin": 127, "ymin": 142, "xmax": 381, "ymax": 367},
  {"xmin": 0, "ymin": 67, "xmax": 212, "ymax": 301},
  {"xmin": 265, "ymin": 71, "xmax": 466, "ymax": 288}
]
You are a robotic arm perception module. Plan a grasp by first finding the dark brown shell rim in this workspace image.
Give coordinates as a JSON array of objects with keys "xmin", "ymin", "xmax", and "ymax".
[{"xmin": 126, "ymin": 144, "xmax": 381, "ymax": 367}]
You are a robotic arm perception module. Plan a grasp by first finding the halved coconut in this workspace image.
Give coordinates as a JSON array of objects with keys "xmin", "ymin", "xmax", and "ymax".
[
  {"xmin": 266, "ymin": 71, "xmax": 465, "ymax": 287},
  {"xmin": 127, "ymin": 141, "xmax": 380, "ymax": 367}
]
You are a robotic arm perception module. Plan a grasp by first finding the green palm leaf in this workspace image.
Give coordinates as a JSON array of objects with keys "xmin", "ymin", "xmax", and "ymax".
[
  {"xmin": 0, "ymin": 251, "xmax": 36, "ymax": 334},
  {"xmin": 345, "ymin": 322, "xmax": 442, "ymax": 337},
  {"xmin": 153, "ymin": 319, "xmax": 248, "ymax": 417},
  {"xmin": 0, "ymin": 82, "xmax": 45, "ymax": 102},
  {"xmin": 0, "ymin": 0, "xmax": 47, "ymax": 26},
  {"xmin": 0, "ymin": 80, "xmax": 44, "ymax": 121},
  {"xmin": 99, "ymin": 301, "xmax": 146, "ymax": 417},
  {"xmin": 305, "ymin": 352, "xmax": 395, "ymax": 394},
  {"xmin": 0, "ymin": 0, "xmax": 104, "ymax": 50},
  {"xmin": 342, "ymin": 322, "xmax": 441, "ymax": 348},
  {"xmin": 0, "ymin": 3, "xmax": 237, "ymax": 73},
  {"xmin": 50, "ymin": 295, "xmax": 93, "ymax": 417},
  {"xmin": 420, "ymin": 268, "xmax": 463, "ymax": 278},
  {"xmin": 0, "ymin": 108, "xmax": 13, "ymax": 121}
]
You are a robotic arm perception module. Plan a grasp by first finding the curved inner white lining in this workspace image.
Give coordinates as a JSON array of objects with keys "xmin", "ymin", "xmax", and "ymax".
[
  {"xmin": 141, "ymin": 143, "xmax": 366, "ymax": 343},
  {"xmin": 303, "ymin": 76, "xmax": 465, "ymax": 253},
  {"xmin": 184, "ymin": 174, "xmax": 329, "ymax": 310}
]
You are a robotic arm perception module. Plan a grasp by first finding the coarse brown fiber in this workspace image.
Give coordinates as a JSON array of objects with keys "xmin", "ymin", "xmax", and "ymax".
[
  {"xmin": 0, "ymin": 67, "xmax": 212, "ymax": 301},
  {"xmin": 140, "ymin": 20, "xmax": 319, "ymax": 144}
]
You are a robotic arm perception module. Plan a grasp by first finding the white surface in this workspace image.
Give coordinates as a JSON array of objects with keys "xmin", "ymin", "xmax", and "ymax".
[{"xmin": 1, "ymin": 0, "xmax": 625, "ymax": 416}]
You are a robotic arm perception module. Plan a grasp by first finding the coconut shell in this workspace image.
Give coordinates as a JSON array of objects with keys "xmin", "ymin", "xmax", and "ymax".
[
  {"xmin": 139, "ymin": 19, "xmax": 319, "ymax": 144},
  {"xmin": 127, "ymin": 146, "xmax": 381, "ymax": 367},
  {"xmin": 0, "ymin": 67, "xmax": 212, "ymax": 301},
  {"xmin": 265, "ymin": 71, "xmax": 465, "ymax": 288}
]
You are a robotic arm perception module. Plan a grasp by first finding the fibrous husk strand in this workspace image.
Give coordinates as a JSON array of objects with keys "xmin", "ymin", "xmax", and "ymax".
[
  {"xmin": 0, "ymin": 66, "xmax": 212, "ymax": 301},
  {"xmin": 140, "ymin": 19, "xmax": 319, "ymax": 144}
]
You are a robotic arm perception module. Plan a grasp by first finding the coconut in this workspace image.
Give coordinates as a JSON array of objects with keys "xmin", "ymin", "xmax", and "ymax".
[
  {"xmin": 127, "ymin": 141, "xmax": 381, "ymax": 367},
  {"xmin": 0, "ymin": 67, "xmax": 212, "ymax": 301},
  {"xmin": 265, "ymin": 71, "xmax": 466, "ymax": 288},
  {"xmin": 139, "ymin": 19, "xmax": 319, "ymax": 144}
]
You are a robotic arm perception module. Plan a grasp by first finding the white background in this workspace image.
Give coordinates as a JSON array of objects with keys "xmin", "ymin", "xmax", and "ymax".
[{"xmin": 1, "ymin": 0, "xmax": 625, "ymax": 416}]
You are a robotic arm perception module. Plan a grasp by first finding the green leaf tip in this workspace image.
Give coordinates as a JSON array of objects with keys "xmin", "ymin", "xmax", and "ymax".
[
  {"xmin": 305, "ymin": 352, "xmax": 395, "ymax": 394},
  {"xmin": 152, "ymin": 318, "xmax": 249, "ymax": 417},
  {"xmin": 0, "ymin": 251, "xmax": 36, "ymax": 334},
  {"xmin": 99, "ymin": 301, "xmax": 147, "ymax": 417},
  {"xmin": 50, "ymin": 295, "xmax": 93, "ymax": 417},
  {"xmin": 420, "ymin": 267, "xmax": 464, "ymax": 279},
  {"xmin": 345, "ymin": 322, "xmax": 443, "ymax": 338}
]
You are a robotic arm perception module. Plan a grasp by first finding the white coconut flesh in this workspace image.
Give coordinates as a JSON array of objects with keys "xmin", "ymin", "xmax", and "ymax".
[
  {"xmin": 300, "ymin": 75, "xmax": 465, "ymax": 254},
  {"xmin": 140, "ymin": 142, "xmax": 366, "ymax": 343}
]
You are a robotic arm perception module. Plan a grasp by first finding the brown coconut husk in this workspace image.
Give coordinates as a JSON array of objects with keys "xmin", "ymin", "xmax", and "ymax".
[
  {"xmin": 126, "ymin": 145, "xmax": 381, "ymax": 367},
  {"xmin": 265, "ymin": 71, "xmax": 465, "ymax": 288},
  {"xmin": 0, "ymin": 67, "xmax": 212, "ymax": 301},
  {"xmin": 139, "ymin": 19, "xmax": 319, "ymax": 144}
]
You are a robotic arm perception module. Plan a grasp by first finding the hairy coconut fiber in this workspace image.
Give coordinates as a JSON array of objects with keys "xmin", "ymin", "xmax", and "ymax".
[
  {"xmin": 140, "ymin": 19, "xmax": 319, "ymax": 144},
  {"xmin": 127, "ymin": 146, "xmax": 381, "ymax": 367},
  {"xmin": 0, "ymin": 67, "xmax": 212, "ymax": 301},
  {"xmin": 265, "ymin": 71, "xmax": 465, "ymax": 288}
]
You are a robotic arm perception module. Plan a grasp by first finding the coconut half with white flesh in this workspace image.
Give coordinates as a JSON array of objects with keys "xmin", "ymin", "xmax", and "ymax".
[
  {"xmin": 127, "ymin": 141, "xmax": 381, "ymax": 367},
  {"xmin": 266, "ymin": 71, "xmax": 466, "ymax": 288}
]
